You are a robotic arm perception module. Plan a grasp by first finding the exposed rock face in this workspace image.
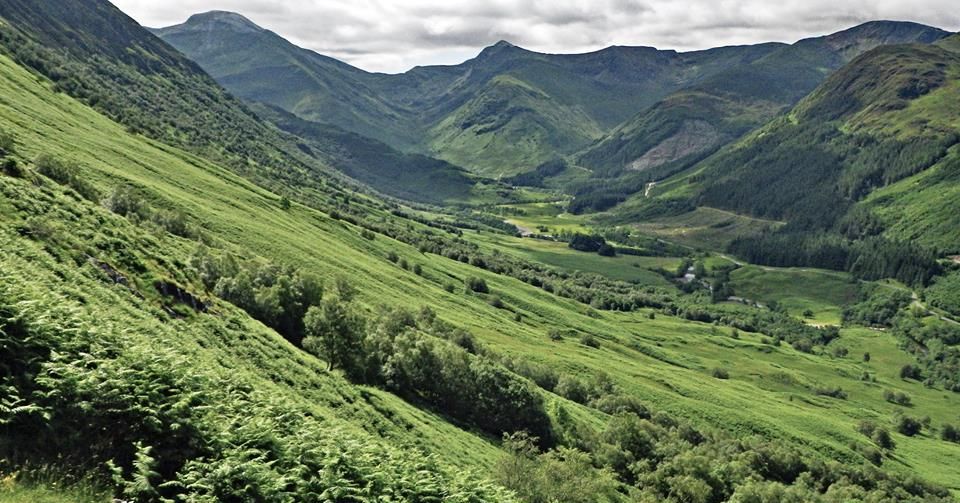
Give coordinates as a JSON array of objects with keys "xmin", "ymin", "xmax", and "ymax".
[{"xmin": 627, "ymin": 120, "xmax": 721, "ymax": 172}]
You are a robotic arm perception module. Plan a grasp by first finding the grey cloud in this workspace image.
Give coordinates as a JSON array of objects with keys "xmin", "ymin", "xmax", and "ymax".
[{"xmin": 110, "ymin": 0, "xmax": 958, "ymax": 73}]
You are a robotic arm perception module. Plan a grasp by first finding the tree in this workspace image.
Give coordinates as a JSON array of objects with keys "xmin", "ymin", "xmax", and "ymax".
[
  {"xmin": 942, "ymin": 424, "xmax": 960, "ymax": 443},
  {"xmin": 302, "ymin": 297, "xmax": 365, "ymax": 373},
  {"xmin": 465, "ymin": 276, "xmax": 489, "ymax": 293},
  {"xmin": 897, "ymin": 416, "xmax": 922, "ymax": 437}
]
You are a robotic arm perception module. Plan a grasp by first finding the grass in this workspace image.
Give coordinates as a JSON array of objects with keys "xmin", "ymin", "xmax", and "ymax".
[
  {"xmin": 1, "ymin": 48, "xmax": 959, "ymax": 497},
  {"xmin": 623, "ymin": 206, "xmax": 782, "ymax": 250},
  {"xmin": 470, "ymin": 231, "xmax": 680, "ymax": 286},
  {"xmin": 729, "ymin": 265, "xmax": 859, "ymax": 324},
  {"xmin": 0, "ymin": 473, "xmax": 106, "ymax": 503}
]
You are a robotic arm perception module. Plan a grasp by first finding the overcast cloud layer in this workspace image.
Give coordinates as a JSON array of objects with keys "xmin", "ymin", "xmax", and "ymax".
[{"xmin": 111, "ymin": 0, "xmax": 958, "ymax": 73}]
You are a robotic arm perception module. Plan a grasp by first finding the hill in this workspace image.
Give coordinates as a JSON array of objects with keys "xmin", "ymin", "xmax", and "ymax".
[
  {"xmin": 612, "ymin": 41, "xmax": 960, "ymax": 285},
  {"xmin": 2, "ymin": 2, "xmax": 960, "ymax": 501},
  {"xmin": 155, "ymin": 12, "xmax": 787, "ymax": 173},
  {"xmin": 576, "ymin": 21, "xmax": 952, "ymax": 187}
]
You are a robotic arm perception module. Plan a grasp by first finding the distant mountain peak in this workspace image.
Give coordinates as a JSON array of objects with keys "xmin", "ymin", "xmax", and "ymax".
[
  {"xmin": 476, "ymin": 39, "xmax": 524, "ymax": 59},
  {"xmin": 183, "ymin": 11, "xmax": 263, "ymax": 33}
]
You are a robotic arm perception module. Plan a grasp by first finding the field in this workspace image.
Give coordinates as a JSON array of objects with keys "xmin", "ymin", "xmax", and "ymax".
[
  {"xmin": 470, "ymin": 231, "xmax": 681, "ymax": 286},
  {"xmin": 728, "ymin": 265, "xmax": 860, "ymax": 324},
  {"xmin": 622, "ymin": 206, "xmax": 782, "ymax": 250}
]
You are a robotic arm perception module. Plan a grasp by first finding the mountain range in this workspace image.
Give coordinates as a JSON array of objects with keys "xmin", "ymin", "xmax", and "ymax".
[
  {"xmin": 155, "ymin": 12, "xmax": 950, "ymax": 180},
  {"xmin": 2, "ymin": 1, "xmax": 960, "ymax": 501}
]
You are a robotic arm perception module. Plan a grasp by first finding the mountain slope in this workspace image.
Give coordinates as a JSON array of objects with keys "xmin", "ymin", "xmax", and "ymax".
[
  {"xmin": 426, "ymin": 75, "xmax": 603, "ymax": 176},
  {"xmin": 155, "ymin": 12, "xmax": 785, "ymax": 173},
  {"xmin": 153, "ymin": 11, "xmax": 415, "ymax": 149},
  {"xmin": 250, "ymin": 102, "xmax": 476, "ymax": 203},
  {"xmin": 2, "ymin": 2, "xmax": 960, "ymax": 499},
  {"xmin": 695, "ymin": 44, "xmax": 959, "ymax": 229},
  {"xmin": 578, "ymin": 21, "xmax": 952, "ymax": 178}
]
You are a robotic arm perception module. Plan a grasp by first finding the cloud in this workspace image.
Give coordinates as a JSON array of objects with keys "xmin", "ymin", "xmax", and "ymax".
[{"xmin": 111, "ymin": 0, "xmax": 958, "ymax": 73}]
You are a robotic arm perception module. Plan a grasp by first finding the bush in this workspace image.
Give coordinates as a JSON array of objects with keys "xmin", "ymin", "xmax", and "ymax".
[
  {"xmin": 814, "ymin": 386, "xmax": 847, "ymax": 399},
  {"xmin": 712, "ymin": 368, "xmax": 730, "ymax": 379},
  {"xmin": 579, "ymin": 334, "xmax": 599, "ymax": 348},
  {"xmin": 386, "ymin": 251, "xmax": 399, "ymax": 263},
  {"xmin": 897, "ymin": 416, "xmax": 923, "ymax": 437},
  {"xmin": 942, "ymin": 424, "xmax": 960, "ymax": 443},
  {"xmin": 873, "ymin": 428, "xmax": 896, "ymax": 450},
  {"xmin": 35, "ymin": 155, "xmax": 99, "ymax": 202},
  {"xmin": 489, "ymin": 296, "xmax": 505, "ymax": 309},
  {"xmin": 900, "ymin": 364, "xmax": 922, "ymax": 380},
  {"xmin": 883, "ymin": 389, "xmax": 911, "ymax": 406},
  {"xmin": 597, "ymin": 243, "xmax": 616, "ymax": 257},
  {"xmin": 0, "ymin": 128, "xmax": 14, "ymax": 155},
  {"xmin": 465, "ymin": 276, "xmax": 489, "ymax": 293}
]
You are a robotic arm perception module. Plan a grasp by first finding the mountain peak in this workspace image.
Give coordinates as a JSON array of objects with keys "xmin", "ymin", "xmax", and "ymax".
[{"xmin": 183, "ymin": 11, "xmax": 263, "ymax": 33}]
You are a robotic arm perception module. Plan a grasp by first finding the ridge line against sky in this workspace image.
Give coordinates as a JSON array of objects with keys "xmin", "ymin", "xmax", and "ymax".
[{"xmin": 112, "ymin": 0, "xmax": 959, "ymax": 74}]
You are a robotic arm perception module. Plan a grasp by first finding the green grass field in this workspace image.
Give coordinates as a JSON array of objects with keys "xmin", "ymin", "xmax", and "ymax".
[
  {"xmin": 729, "ymin": 265, "xmax": 860, "ymax": 324},
  {"xmin": 470, "ymin": 231, "xmax": 681, "ymax": 286}
]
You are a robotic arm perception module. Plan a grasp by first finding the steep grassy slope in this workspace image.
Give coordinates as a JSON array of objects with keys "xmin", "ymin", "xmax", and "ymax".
[
  {"xmin": 250, "ymin": 103, "xmax": 477, "ymax": 203},
  {"xmin": 427, "ymin": 76, "xmax": 603, "ymax": 176},
  {"xmin": 612, "ymin": 42, "xmax": 960, "ymax": 263},
  {"xmin": 1, "ymin": 43, "xmax": 959, "ymax": 500},
  {"xmin": 153, "ymin": 11, "xmax": 415, "ymax": 149}
]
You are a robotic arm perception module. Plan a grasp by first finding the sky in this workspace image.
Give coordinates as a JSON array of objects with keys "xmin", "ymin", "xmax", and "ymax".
[{"xmin": 111, "ymin": 0, "xmax": 959, "ymax": 74}]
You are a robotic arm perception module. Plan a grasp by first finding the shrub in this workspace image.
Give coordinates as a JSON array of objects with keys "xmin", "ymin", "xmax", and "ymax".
[
  {"xmin": 35, "ymin": 154, "xmax": 99, "ymax": 201},
  {"xmin": 548, "ymin": 329, "xmax": 564, "ymax": 341},
  {"xmin": 873, "ymin": 428, "xmax": 896, "ymax": 450},
  {"xmin": 412, "ymin": 264, "xmax": 423, "ymax": 276},
  {"xmin": 2, "ymin": 158, "xmax": 23, "ymax": 177},
  {"xmin": 0, "ymin": 128, "xmax": 14, "ymax": 155},
  {"xmin": 942, "ymin": 424, "xmax": 960, "ymax": 443},
  {"xmin": 465, "ymin": 276, "xmax": 489, "ymax": 293},
  {"xmin": 883, "ymin": 389, "xmax": 911, "ymax": 406},
  {"xmin": 103, "ymin": 185, "xmax": 149, "ymax": 220},
  {"xmin": 815, "ymin": 386, "xmax": 847, "ymax": 399},
  {"xmin": 489, "ymin": 296, "xmax": 505, "ymax": 309},
  {"xmin": 900, "ymin": 364, "xmax": 922, "ymax": 380},
  {"xmin": 597, "ymin": 244, "xmax": 616, "ymax": 257},
  {"xmin": 712, "ymin": 368, "xmax": 730, "ymax": 379},
  {"xmin": 579, "ymin": 334, "xmax": 599, "ymax": 348},
  {"xmin": 386, "ymin": 251, "xmax": 399, "ymax": 263},
  {"xmin": 897, "ymin": 416, "xmax": 923, "ymax": 437}
]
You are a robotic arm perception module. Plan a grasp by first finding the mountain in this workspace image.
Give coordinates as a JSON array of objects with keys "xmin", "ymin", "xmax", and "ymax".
[
  {"xmin": 250, "ymin": 102, "xmax": 476, "ymax": 202},
  {"xmin": 3, "ymin": 1, "xmax": 960, "ymax": 501},
  {"xmin": 153, "ymin": 11, "xmax": 415, "ymax": 149},
  {"xmin": 577, "ymin": 21, "xmax": 953, "ymax": 179},
  {"xmin": 155, "ymin": 12, "xmax": 785, "ymax": 173}
]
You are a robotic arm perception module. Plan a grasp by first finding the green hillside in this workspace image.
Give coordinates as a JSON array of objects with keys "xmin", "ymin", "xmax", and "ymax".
[
  {"xmin": 155, "ymin": 13, "xmax": 790, "ymax": 174},
  {"xmin": 3, "ymin": 2, "xmax": 960, "ymax": 502},
  {"xmin": 2, "ymin": 44, "xmax": 959, "ymax": 498},
  {"xmin": 575, "ymin": 21, "xmax": 951, "ymax": 201},
  {"xmin": 427, "ymin": 75, "xmax": 603, "ymax": 176},
  {"xmin": 249, "ymin": 103, "xmax": 477, "ymax": 204}
]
